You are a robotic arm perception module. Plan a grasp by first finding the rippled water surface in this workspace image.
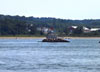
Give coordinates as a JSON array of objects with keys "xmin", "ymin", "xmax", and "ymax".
[{"xmin": 0, "ymin": 38, "xmax": 100, "ymax": 72}]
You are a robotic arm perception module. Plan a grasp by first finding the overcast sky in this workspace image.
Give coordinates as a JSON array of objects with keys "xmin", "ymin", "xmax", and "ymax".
[{"xmin": 0, "ymin": 0, "xmax": 100, "ymax": 19}]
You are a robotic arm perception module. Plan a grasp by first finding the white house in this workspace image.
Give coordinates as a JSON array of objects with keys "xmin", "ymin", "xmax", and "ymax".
[
  {"xmin": 90, "ymin": 28, "xmax": 100, "ymax": 32},
  {"xmin": 83, "ymin": 26, "xmax": 90, "ymax": 33},
  {"xmin": 71, "ymin": 26, "xmax": 78, "ymax": 29}
]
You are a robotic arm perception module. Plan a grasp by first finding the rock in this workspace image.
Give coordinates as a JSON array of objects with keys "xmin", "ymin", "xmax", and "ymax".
[{"xmin": 42, "ymin": 38, "xmax": 70, "ymax": 42}]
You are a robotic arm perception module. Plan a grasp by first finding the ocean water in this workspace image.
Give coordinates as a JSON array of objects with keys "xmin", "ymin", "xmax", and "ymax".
[{"xmin": 0, "ymin": 38, "xmax": 100, "ymax": 72}]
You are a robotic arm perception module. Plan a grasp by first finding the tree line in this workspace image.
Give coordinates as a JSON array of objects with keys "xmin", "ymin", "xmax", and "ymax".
[{"xmin": 0, "ymin": 14, "xmax": 100, "ymax": 36}]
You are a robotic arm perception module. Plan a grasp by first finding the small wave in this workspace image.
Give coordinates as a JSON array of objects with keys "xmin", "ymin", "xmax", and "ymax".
[{"xmin": 0, "ymin": 61, "xmax": 6, "ymax": 65}]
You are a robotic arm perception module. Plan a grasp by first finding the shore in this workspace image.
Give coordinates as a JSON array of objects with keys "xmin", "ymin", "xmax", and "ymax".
[
  {"xmin": 0, "ymin": 36, "xmax": 100, "ymax": 39},
  {"xmin": 0, "ymin": 37, "xmax": 45, "ymax": 39},
  {"xmin": 64, "ymin": 37, "xmax": 100, "ymax": 39}
]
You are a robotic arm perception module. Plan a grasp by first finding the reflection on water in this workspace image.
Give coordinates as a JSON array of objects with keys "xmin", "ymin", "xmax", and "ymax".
[{"xmin": 0, "ymin": 38, "xmax": 100, "ymax": 72}]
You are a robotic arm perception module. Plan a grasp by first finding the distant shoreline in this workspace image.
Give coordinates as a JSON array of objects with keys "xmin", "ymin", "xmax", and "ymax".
[
  {"xmin": 0, "ymin": 36, "xmax": 100, "ymax": 39},
  {"xmin": 64, "ymin": 37, "xmax": 100, "ymax": 39},
  {"xmin": 0, "ymin": 37, "xmax": 45, "ymax": 39}
]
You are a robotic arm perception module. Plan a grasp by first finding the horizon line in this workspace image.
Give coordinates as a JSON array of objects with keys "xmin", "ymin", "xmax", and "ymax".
[{"xmin": 0, "ymin": 14, "xmax": 100, "ymax": 20}]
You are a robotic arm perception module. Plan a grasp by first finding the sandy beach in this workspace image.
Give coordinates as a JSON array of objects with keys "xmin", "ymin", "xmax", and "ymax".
[
  {"xmin": 64, "ymin": 37, "xmax": 100, "ymax": 39},
  {"xmin": 0, "ymin": 37, "xmax": 45, "ymax": 39}
]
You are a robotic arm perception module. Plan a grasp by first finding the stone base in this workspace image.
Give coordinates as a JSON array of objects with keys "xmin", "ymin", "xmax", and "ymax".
[{"xmin": 42, "ymin": 38, "xmax": 70, "ymax": 42}]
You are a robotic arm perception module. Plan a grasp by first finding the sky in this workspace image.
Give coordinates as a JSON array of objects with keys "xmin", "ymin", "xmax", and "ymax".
[{"xmin": 0, "ymin": 0, "xmax": 100, "ymax": 20}]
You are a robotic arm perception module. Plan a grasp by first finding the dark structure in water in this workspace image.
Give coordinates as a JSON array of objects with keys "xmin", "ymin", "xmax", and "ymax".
[
  {"xmin": 42, "ymin": 38, "xmax": 69, "ymax": 42},
  {"xmin": 42, "ymin": 28, "xmax": 69, "ymax": 42}
]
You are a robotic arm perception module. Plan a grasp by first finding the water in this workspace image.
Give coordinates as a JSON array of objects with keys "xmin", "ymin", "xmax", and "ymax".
[{"xmin": 0, "ymin": 38, "xmax": 100, "ymax": 72}]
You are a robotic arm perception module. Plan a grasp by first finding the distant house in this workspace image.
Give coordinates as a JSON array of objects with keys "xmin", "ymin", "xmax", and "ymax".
[
  {"xmin": 68, "ymin": 26, "xmax": 78, "ymax": 31},
  {"xmin": 83, "ymin": 26, "xmax": 90, "ymax": 33},
  {"xmin": 69, "ymin": 26, "xmax": 78, "ymax": 30},
  {"xmin": 90, "ymin": 28, "xmax": 100, "ymax": 32},
  {"xmin": 43, "ymin": 27, "xmax": 49, "ymax": 34},
  {"xmin": 37, "ymin": 27, "xmax": 49, "ymax": 34},
  {"xmin": 68, "ymin": 26, "xmax": 78, "ymax": 34},
  {"xmin": 68, "ymin": 26, "xmax": 100, "ymax": 34}
]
